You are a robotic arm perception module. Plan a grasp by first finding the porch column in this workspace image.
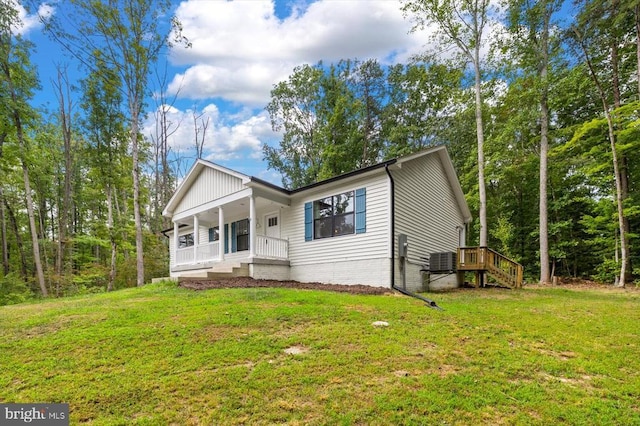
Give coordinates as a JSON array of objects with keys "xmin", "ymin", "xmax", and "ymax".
[
  {"xmin": 173, "ymin": 221, "xmax": 179, "ymax": 266},
  {"xmin": 193, "ymin": 215, "xmax": 199, "ymax": 262},
  {"xmin": 218, "ymin": 206, "xmax": 225, "ymax": 261},
  {"xmin": 249, "ymin": 195, "xmax": 256, "ymax": 258}
]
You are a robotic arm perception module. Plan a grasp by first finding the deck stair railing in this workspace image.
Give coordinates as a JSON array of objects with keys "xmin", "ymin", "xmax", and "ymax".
[{"xmin": 457, "ymin": 247, "xmax": 524, "ymax": 289}]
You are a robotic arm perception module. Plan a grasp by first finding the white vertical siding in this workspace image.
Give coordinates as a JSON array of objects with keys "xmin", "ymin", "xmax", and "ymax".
[
  {"xmin": 393, "ymin": 153, "xmax": 464, "ymax": 288},
  {"xmin": 174, "ymin": 168, "xmax": 244, "ymax": 215}
]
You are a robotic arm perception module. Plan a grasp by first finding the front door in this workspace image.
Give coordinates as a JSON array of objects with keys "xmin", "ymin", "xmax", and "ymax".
[{"xmin": 265, "ymin": 213, "xmax": 280, "ymax": 239}]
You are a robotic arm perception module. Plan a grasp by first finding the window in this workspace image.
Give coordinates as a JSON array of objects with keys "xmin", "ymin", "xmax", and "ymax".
[
  {"xmin": 209, "ymin": 226, "xmax": 219, "ymax": 242},
  {"xmin": 268, "ymin": 216, "xmax": 278, "ymax": 227},
  {"xmin": 178, "ymin": 233, "xmax": 194, "ymax": 248},
  {"xmin": 313, "ymin": 191, "xmax": 354, "ymax": 239},
  {"xmin": 235, "ymin": 219, "xmax": 249, "ymax": 251}
]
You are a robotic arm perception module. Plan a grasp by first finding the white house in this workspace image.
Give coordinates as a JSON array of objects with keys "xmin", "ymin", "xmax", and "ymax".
[{"xmin": 162, "ymin": 145, "xmax": 472, "ymax": 292}]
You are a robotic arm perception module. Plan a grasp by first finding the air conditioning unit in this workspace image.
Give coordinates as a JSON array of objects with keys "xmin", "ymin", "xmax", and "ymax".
[{"xmin": 429, "ymin": 252, "xmax": 457, "ymax": 273}]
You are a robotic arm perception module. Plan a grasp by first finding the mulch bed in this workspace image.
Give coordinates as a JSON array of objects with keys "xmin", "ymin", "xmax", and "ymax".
[{"xmin": 179, "ymin": 277, "xmax": 393, "ymax": 295}]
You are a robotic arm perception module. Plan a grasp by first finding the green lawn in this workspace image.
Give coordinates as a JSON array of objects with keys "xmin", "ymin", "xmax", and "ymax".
[{"xmin": 1, "ymin": 282, "xmax": 639, "ymax": 425}]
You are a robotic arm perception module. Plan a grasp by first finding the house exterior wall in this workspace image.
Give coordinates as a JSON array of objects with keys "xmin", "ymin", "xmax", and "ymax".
[
  {"xmin": 283, "ymin": 173, "xmax": 391, "ymax": 287},
  {"xmin": 393, "ymin": 153, "xmax": 465, "ymax": 291},
  {"xmin": 174, "ymin": 167, "xmax": 244, "ymax": 215},
  {"xmin": 164, "ymin": 149, "xmax": 469, "ymax": 289}
]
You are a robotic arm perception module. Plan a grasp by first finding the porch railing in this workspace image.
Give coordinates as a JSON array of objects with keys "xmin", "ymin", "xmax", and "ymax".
[
  {"xmin": 256, "ymin": 235, "xmax": 289, "ymax": 259},
  {"xmin": 176, "ymin": 246, "xmax": 195, "ymax": 265},
  {"xmin": 196, "ymin": 241, "xmax": 219, "ymax": 262},
  {"xmin": 175, "ymin": 237, "xmax": 288, "ymax": 266}
]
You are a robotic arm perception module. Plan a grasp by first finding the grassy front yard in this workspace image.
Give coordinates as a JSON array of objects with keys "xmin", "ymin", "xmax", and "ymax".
[{"xmin": 1, "ymin": 282, "xmax": 639, "ymax": 425}]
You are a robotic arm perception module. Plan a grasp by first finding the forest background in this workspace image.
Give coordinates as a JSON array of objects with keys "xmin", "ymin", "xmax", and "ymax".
[{"xmin": 0, "ymin": 0, "xmax": 638, "ymax": 305}]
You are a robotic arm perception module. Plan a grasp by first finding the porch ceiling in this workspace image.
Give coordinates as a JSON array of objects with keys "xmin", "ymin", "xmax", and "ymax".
[{"xmin": 175, "ymin": 195, "xmax": 288, "ymax": 227}]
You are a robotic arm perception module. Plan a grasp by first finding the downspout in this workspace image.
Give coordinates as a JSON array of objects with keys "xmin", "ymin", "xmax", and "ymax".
[
  {"xmin": 385, "ymin": 164, "xmax": 395, "ymax": 290},
  {"xmin": 385, "ymin": 164, "xmax": 442, "ymax": 310}
]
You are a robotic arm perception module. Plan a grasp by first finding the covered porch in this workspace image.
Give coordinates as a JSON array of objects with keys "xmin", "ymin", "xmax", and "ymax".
[{"xmin": 169, "ymin": 187, "xmax": 290, "ymax": 271}]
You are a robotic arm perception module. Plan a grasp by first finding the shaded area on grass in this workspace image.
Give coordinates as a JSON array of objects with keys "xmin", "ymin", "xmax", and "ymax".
[{"xmin": 179, "ymin": 277, "xmax": 393, "ymax": 295}]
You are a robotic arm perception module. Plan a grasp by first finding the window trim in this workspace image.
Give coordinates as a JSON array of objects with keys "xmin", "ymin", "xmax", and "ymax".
[
  {"xmin": 312, "ymin": 190, "xmax": 355, "ymax": 240},
  {"xmin": 234, "ymin": 218, "xmax": 250, "ymax": 252},
  {"xmin": 209, "ymin": 226, "xmax": 219, "ymax": 242},
  {"xmin": 178, "ymin": 233, "xmax": 194, "ymax": 248}
]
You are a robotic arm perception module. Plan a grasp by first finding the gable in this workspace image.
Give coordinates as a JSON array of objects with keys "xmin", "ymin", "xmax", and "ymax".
[
  {"xmin": 163, "ymin": 160, "xmax": 249, "ymax": 217},
  {"xmin": 174, "ymin": 167, "xmax": 244, "ymax": 214},
  {"xmin": 395, "ymin": 146, "xmax": 471, "ymax": 223}
]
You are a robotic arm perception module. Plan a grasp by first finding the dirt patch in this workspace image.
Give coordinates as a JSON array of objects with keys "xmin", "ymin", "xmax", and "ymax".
[
  {"xmin": 283, "ymin": 345, "xmax": 308, "ymax": 355},
  {"xmin": 179, "ymin": 277, "xmax": 392, "ymax": 295},
  {"xmin": 526, "ymin": 277, "xmax": 640, "ymax": 292}
]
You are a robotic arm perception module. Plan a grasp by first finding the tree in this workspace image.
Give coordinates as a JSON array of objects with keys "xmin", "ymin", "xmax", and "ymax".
[
  {"xmin": 568, "ymin": 0, "xmax": 634, "ymax": 287},
  {"xmin": 265, "ymin": 64, "xmax": 325, "ymax": 189},
  {"xmin": 42, "ymin": 0, "xmax": 189, "ymax": 286},
  {"xmin": 383, "ymin": 62, "xmax": 462, "ymax": 158},
  {"xmin": 402, "ymin": 0, "xmax": 494, "ymax": 248},
  {"xmin": 149, "ymin": 66, "xmax": 181, "ymax": 233},
  {"xmin": 348, "ymin": 59, "xmax": 386, "ymax": 167},
  {"xmin": 81, "ymin": 59, "xmax": 127, "ymax": 292},
  {"xmin": 52, "ymin": 65, "xmax": 74, "ymax": 281},
  {"xmin": 315, "ymin": 61, "xmax": 363, "ymax": 180},
  {"xmin": 0, "ymin": 0, "xmax": 47, "ymax": 296},
  {"xmin": 504, "ymin": 0, "xmax": 563, "ymax": 283}
]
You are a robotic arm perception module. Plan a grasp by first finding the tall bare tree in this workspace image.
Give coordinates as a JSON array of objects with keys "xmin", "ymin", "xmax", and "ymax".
[
  {"xmin": 150, "ymin": 68, "xmax": 182, "ymax": 233},
  {"xmin": 52, "ymin": 65, "xmax": 74, "ymax": 279},
  {"xmin": 193, "ymin": 109, "xmax": 210, "ymax": 160},
  {"xmin": 42, "ymin": 0, "xmax": 189, "ymax": 286},
  {"xmin": 571, "ymin": 26, "xmax": 628, "ymax": 287},
  {"xmin": 505, "ymin": 0, "xmax": 562, "ymax": 284},
  {"xmin": 0, "ymin": 1, "xmax": 47, "ymax": 296},
  {"xmin": 401, "ymin": 0, "xmax": 492, "ymax": 248}
]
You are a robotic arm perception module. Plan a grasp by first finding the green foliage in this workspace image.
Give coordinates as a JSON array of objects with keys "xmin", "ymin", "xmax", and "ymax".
[
  {"xmin": 265, "ymin": 60, "xmax": 463, "ymax": 188},
  {"xmin": 0, "ymin": 273, "xmax": 33, "ymax": 306}
]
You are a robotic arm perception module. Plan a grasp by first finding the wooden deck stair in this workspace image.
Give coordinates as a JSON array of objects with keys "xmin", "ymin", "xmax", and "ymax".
[{"xmin": 457, "ymin": 247, "xmax": 524, "ymax": 289}]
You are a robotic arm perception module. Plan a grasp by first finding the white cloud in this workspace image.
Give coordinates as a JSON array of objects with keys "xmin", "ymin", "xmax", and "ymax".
[
  {"xmin": 143, "ymin": 103, "xmax": 278, "ymax": 163},
  {"xmin": 13, "ymin": 2, "xmax": 53, "ymax": 36},
  {"xmin": 169, "ymin": 0, "xmax": 429, "ymax": 106}
]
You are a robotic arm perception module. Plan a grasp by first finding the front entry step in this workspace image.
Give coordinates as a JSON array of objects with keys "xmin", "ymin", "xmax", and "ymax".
[{"xmin": 178, "ymin": 263, "xmax": 250, "ymax": 283}]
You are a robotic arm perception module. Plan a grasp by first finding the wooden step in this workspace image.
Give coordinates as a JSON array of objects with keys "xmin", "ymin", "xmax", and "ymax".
[{"xmin": 457, "ymin": 247, "xmax": 524, "ymax": 288}]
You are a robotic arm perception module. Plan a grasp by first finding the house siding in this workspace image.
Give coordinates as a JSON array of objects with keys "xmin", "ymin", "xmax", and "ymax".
[
  {"xmin": 174, "ymin": 167, "xmax": 244, "ymax": 215},
  {"xmin": 283, "ymin": 174, "xmax": 390, "ymax": 287},
  {"xmin": 393, "ymin": 153, "xmax": 464, "ymax": 291}
]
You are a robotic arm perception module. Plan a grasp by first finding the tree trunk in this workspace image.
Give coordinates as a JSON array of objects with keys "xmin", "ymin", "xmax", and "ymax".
[
  {"xmin": 22, "ymin": 158, "xmax": 48, "ymax": 296},
  {"xmin": 106, "ymin": 185, "xmax": 116, "ymax": 292},
  {"xmin": 0, "ymin": 188, "xmax": 9, "ymax": 275},
  {"xmin": 3, "ymin": 196, "xmax": 28, "ymax": 280},
  {"xmin": 539, "ymin": 7, "xmax": 551, "ymax": 284},
  {"xmin": 8, "ymin": 95, "xmax": 47, "ymax": 295},
  {"xmin": 636, "ymin": 5, "xmax": 640, "ymax": 96},
  {"xmin": 55, "ymin": 68, "xmax": 74, "ymax": 280},
  {"xmin": 474, "ymin": 51, "xmax": 487, "ymax": 247},
  {"xmin": 0, "ymin": 134, "xmax": 8, "ymax": 276},
  {"xmin": 131, "ymin": 106, "xmax": 145, "ymax": 287},
  {"xmin": 576, "ymin": 32, "xmax": 628, "ymax": 287},
  {"xmin": 609, "ymin": 16, "xmax": 632, "ymax": 283}
]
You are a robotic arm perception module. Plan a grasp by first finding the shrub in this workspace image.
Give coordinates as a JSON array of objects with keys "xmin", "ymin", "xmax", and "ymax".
[{"xmin": 0, "ymin": 273, "xmax": 33, "ymax": 306}]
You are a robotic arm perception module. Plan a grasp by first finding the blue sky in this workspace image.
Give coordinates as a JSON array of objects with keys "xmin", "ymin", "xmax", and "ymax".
[{"xmin": 16, "ymin": 0, "xmax": 467, "ymax": 185}]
